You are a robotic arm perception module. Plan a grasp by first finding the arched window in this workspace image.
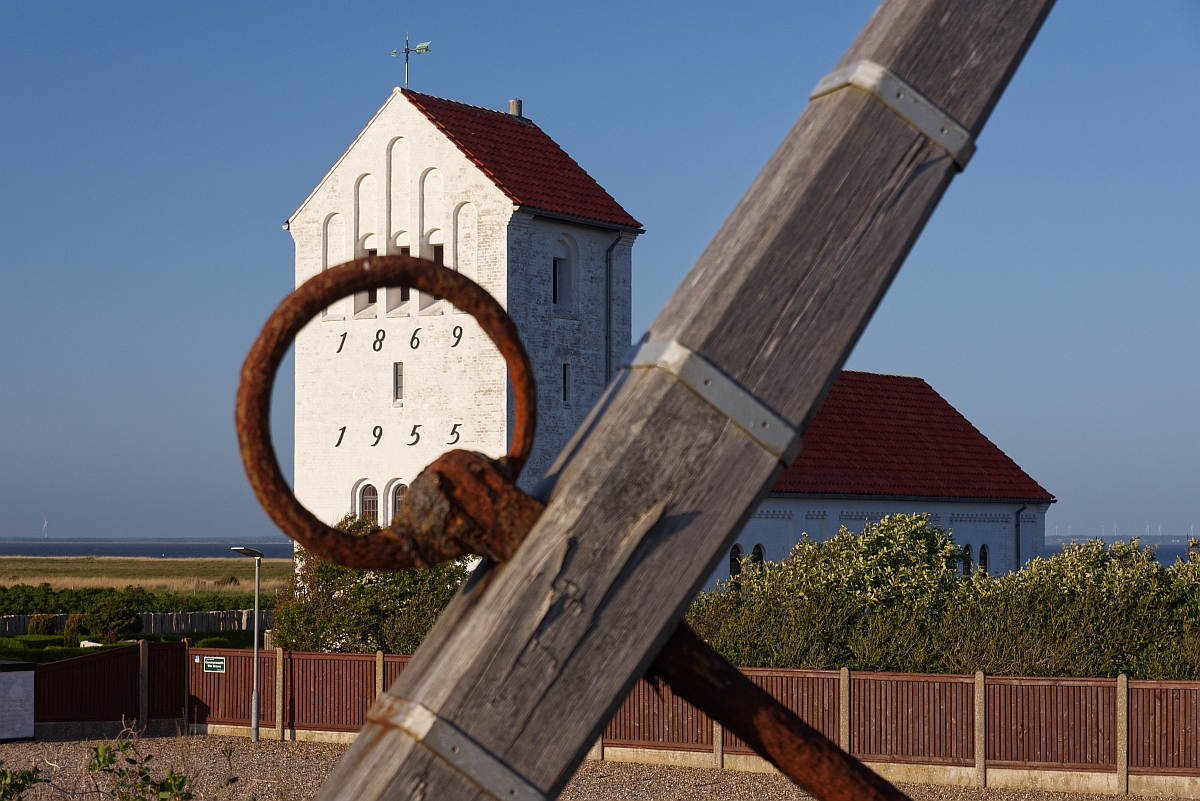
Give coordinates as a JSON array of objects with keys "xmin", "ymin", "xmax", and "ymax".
[
  {"xmin": 978, "ymin": 544, "xmax": 989, "ymax": 575},
  {"xmin": 962, "ymin": 545, "xmax": 973, "ymax": 576},
  {"xmin": 392, "ymin": 483, "xmax": 408, "ymax": 521},
  {"xmin": 360, "ymin": 484, "xmax": 378, "ymax": 524},
  {"xmin": 751, "ymin": 544, "xmax": 765, "ymax": 566},
  {"xmin": 729, "ymin": 544, "xmax": 743, "ymax": 580}
]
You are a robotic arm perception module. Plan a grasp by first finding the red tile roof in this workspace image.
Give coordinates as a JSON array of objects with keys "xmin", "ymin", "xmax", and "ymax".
[
  {"xmin": 773, "ymin": 371, "xmax": 1053, "ymax": 502},
  {"xmin": 404, "ymin": 91, "xmax": 641, "ymax": 229}
]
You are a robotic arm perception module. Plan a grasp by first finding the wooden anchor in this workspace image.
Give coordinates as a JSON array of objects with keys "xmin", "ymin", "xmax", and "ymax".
[{"xmin": 237, "ymin": 1, "xmax": 1058, "ymax": 797}]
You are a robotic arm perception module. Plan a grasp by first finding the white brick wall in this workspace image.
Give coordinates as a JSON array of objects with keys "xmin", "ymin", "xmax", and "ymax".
[{"xmin": 288, "ymin": 90, "xmax": 638, "ymax": 524}]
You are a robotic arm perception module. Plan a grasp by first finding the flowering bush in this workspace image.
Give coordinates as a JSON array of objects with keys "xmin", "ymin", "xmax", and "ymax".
[
  {"xmin": 688, "ymin": 514, "xmax": 1200, "ymax": 679},
  {"xmin": 272, "ymin": 515, "xmax": 469, "ymax": 654}
]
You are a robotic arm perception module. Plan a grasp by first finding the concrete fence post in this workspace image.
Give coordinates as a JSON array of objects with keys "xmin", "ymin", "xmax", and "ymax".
[
  {"xmin": 376, "ymin": 651, "xmax": 385, "ymax": 699},
  {"xmin": 713, "ymin": 720, "xmax": 724, "ymax": 769},
  {"xmin": 275, "ymin": 647, "xmax": 285, "ymax": 740},
  {"xmin": 138, "ymin": 640, "xmax": 149, "ymax": 731},
  {"xmin": 975, "ymin": 671, "xmax": 986, "ymax": 787},
  {"xmin": 839, "ymin": 667, "xmax": 851, "ymax": 752},
  {"xmin": 1117, "ymin": 673, "xmax": 1128, "ymax": 795}
]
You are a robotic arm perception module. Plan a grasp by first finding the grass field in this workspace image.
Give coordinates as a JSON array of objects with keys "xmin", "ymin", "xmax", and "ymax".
[{"xmin": 0, "ymin": 556, "xmax": 293, "ymax": 593}]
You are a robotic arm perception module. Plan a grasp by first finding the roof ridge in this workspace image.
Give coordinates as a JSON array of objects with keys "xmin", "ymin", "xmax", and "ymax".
[
  {"xmin": 403, "ymin": 89, "xmax": 535, "ymax": 123},
  {"xmin": 840, "ymin": 370, "xmax": 925, "ymax": 381}
]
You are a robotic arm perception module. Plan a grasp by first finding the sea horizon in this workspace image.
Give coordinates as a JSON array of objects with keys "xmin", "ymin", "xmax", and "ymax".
[{"xmin": 0, "ymin": 537, "xmax": 295, "ymax": 559}]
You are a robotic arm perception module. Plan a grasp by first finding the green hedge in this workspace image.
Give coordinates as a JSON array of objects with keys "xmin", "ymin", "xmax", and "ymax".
[
  {"xmin": 687, "ymin": 514, "xmax": 1200, "ymax": 680},
  {"xmin": 0, "ymin": 584, "xmax": 271, "ymax": 615},
  {"xmin": 272, "ymin": 515, "xmax": 468, "ymax": 654}
]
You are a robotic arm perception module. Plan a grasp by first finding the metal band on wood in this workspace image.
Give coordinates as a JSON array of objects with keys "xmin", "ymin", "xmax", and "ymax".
[
  {"xmin": 810, "ymin": 60, "xmax": 975, "ymax": 168},
  {"xmin": 620, "ymin": 340, "xmax": 801, "ymax": 463},
  {"xmin": 368, "ymin": 695, "xmax": 547, "ymax": 801}
]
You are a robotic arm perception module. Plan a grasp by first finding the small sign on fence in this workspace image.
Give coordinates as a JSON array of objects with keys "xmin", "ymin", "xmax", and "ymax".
[{"xmin": 202, "ymin": 656, "xmax": 226, "ymax": 673}]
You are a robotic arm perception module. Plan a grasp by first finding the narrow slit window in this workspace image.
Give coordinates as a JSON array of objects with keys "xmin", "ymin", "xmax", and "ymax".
[
  {"xmin": 562, "ymin": 363, "xmax": 571, "ymax": 405},
  {"xmin": 432, "ymin": 244, "xmax": 444, "ymax": 266},
  {"xmin": 399, "ymin": 247, "xmax": 410, "ymax": 302},
  {"xmin": 553, "ymin": 258, "xmax": 563, "ymax": 305},
  {"xmin": 393, "ymin": 363, "xmax": 404, "ymax": 402},
  {"xmin": 386, "ymin": 247, "xmax": 410, "ymax": 313},
  {"xmin": 979, "ymin": 544, "xmax": 989, "ymax": 575},
  {"xmin": 366, "ymin": 249, "xmax": 378, "ymax": 304},
  {"xmin": 963, "ymin": 544, "xmax": 973, "ymax": 576}
]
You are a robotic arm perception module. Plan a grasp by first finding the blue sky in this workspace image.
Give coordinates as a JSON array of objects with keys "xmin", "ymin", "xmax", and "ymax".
[{"xmin": 0, "ymin": 2, "xmax": 1196, "ymax": 545}]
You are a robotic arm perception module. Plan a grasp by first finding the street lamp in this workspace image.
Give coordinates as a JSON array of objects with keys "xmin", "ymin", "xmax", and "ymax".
[{"xmin": 232, "ymin": 547, "xmax": 264, "ymax": 742}]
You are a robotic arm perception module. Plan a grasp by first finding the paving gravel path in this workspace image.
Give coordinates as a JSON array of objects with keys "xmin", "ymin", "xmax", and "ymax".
[{"xmin": 0, "ymin": 737, "xmax": 1147, "ymax": 801}]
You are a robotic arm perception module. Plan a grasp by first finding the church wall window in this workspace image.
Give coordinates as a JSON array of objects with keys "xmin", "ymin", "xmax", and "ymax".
[
  {"xmin": 354, "ymin": 243, "xmax": 379, "ymax": 317},
  {"xmin": 360, "ymin": 484, "xmax": 379, "ymax": 524},
  {"xmin": 751, "ymin": 544, "xmax": 765, "ymax": 566},
  {"xmin": 393, "ymin": 362, "xmax": 404, "ymax": 404},
  {"xmin": 562, "ymin": 363, "xmax": 572, "ymax": 406},
  {"xmin": 729, "ymin": 544, "xmax": 743, "ymax": 590},
  {"xmin": 979, "ymin": 544, "xmax": 989, "ymax": 575},
  {"xmin": 386, "ymin": 246, "xmax": 411, "ymax": 314},
  {"xmin": 963, "ymin": 544, "xmax": 973, "ymax": 576},
  {"xmin": 552, "ymin": 239, "xmax": 576, "ymax": 315},
  {"xmin": 392, "ymin": 483, "xmax": 408, "ymax": 521},
  {"xmin": 419, "ymin": 231, "xmax": 444, "ymax": 312}
]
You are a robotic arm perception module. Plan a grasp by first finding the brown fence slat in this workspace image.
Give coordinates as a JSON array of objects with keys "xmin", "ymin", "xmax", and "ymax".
[
  {"xmin": 35, "ymin": 645, "xmax": 140, "ymax": 723},
  {"xmin": 287, "ymin": 651, "xmax": 376, "ymax": 732},
  {"xmin": 848, "ymin": 671, "xmax": 973, "ymax": 765},
  {"xmin": 189, "ymin": 648, "xmax": 275, "ymax": 727},
  {"xmin": 603, "ymin": 677, "xmax": 712, "ymax": 752},
  {"xmin": 724, "ymin": 669, "xmax": 839, "ymax": 755},
  {"xmin": 383, "ymin": 654, "xmax": 411, "ymax": 690},
  {"xmin": 1129, "ymin": 680, "xmax": 1200, "ymax": 776},
  {"xmin": 986, "ymin": 676, "xmax": 1115, "ymax": 770},
  {"xmin": 148, "ymin": 641, "xmax": 187, "ymax": 719}
]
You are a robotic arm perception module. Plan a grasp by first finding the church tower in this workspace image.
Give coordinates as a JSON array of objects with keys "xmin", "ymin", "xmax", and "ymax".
[{"xmin": 285, "ymin": 89, "xmax": 642, "ymax": 527}]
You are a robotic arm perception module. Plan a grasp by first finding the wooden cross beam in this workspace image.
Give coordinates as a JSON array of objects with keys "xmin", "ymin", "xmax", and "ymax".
[{"xmin": 317, "ymin": 1, "xmax": 1056, "ymax": 798}]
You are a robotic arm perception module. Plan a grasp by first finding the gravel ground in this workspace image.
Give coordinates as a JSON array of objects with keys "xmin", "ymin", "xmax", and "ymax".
[{"xmin": 0, "ymin": 737, "xmax": 1148, "ymax": 801}]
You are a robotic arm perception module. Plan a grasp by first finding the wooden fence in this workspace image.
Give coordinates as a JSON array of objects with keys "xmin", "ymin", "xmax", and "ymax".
[
  {"xmin": 30, "ymin": 644, "xmax": 1200, "ymax": 793},
  {"xmin": 34, "ymin": 641, "xmax": 187, "ymax": 727}
]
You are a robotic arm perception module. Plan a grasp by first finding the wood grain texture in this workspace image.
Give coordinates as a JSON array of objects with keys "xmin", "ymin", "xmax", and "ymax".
[{"xmin": 314, "ymin": 2, "xmax": 1057, "ymax": 799}]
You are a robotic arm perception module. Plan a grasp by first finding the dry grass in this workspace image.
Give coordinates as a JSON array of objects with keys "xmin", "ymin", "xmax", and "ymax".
[{"xmin": 0, "ymin": 556, "xmax": 293, "ymax": 594}]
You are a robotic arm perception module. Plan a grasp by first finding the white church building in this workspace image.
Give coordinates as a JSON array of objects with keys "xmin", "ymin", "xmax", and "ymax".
[
  {"xmin": 285, "ymin": 89, "xmax": 641, "ymax": 526},
  {"xmin": 724, "ymin": 371, "xmax": 1055, "ymax": 581},
  {"xmin": 283, "ymin": 90, "xmax": 1053, "ymax": 580}
]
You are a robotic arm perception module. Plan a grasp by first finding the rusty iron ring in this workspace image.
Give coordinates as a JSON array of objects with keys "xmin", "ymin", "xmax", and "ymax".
[{"xmin": 236, "ymin": 254, "xmax": 537, "ymax": 570}]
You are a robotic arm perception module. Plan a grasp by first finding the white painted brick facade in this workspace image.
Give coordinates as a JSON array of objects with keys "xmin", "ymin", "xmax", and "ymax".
[
  {"xmin": 714, "ymin": 498, "xmax": 1050, "ymax": 588},
  {"xmin": 287, "ymin": 89, "xmax": 637, "ymax": 526}
]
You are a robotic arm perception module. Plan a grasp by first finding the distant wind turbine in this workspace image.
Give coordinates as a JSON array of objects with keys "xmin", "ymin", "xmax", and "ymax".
[{"xmin": 42, "ymin": 518, "xmax": 48, "ymax": 539}]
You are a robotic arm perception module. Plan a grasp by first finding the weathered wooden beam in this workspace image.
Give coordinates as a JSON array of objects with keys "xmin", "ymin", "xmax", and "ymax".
[{"xmin": 317, "ymin": 1, "xmax": 1056, "ymax": 799}]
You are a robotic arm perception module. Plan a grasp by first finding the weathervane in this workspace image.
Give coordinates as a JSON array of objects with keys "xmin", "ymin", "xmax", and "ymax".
[{"xmin": 391, "ymin": 32, "xmax": 432, "ymax": 89}]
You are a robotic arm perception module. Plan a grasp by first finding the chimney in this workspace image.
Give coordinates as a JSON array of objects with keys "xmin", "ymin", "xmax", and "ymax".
[{"xmin": 508, "ymin": 98, "xmax": 523, "ymax": 118}]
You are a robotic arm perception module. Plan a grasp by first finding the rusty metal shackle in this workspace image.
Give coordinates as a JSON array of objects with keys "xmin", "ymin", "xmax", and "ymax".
[{"xmin": 236, "ymin": 255, "xmax": 539, "ymax": 571}]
